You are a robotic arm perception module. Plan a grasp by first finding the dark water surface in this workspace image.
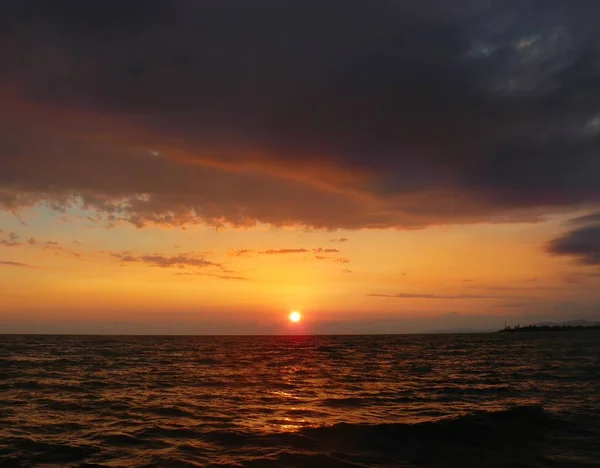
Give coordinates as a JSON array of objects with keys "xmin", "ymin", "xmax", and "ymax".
[{"xmin": 1, "ymin": 333, "xmax": 599, "ymax": 467}]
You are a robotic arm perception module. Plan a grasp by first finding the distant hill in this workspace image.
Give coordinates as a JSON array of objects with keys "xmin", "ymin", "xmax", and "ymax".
[
  {"xmin": 533, "ymin": 320, "xmax": 600, "ymax": 327},
  {"xmin": 499, "ymin": 319, "xmax": 600, "ymax": 333}
]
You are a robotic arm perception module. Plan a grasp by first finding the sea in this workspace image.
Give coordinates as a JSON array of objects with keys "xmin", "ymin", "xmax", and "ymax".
[{"xmin": 1, "ymin": 332, "xmax": 599, "ymax": 467}]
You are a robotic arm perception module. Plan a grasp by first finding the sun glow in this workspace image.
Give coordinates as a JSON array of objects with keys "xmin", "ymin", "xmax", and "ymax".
[{"xmin": 289, "ymin": 311, "xmax": 302, "ymax": 323}]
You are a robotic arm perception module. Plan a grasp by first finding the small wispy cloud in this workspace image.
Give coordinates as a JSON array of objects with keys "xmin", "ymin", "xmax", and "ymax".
[
  {"xmin": 113, "ymin": 253, "xmax": 222, "ymax": 269},
  {"xmin": 466, "ymin": 284, "xmax": 556, "ymax": 292},
  {"xmin": 368, "ymin": 292, "xmax": 498, "ymax": 299},
  {"xmin": 315, "ymin": 255, "xmax": 350, "ymax": 263},
  {"xmin": 228, "ymin": 249, "xmax": 254, "ymax": 257},
  {"xmin": 260, "ymin": 248, "xmax": 310, "ymax": 255},
  {"xmin": 0, "ymin": 232, "xmax": 21, "ymax": 247},
  {"xmin": 174, "ymin": 272, "xmax": 249, "ymax": 280},
  {"xmin": 229, "ymin": 247, "xmax": 341, "ymax": 256},
  {"xmin": 0, "ymin": 260, "xmax": 31, "ymax": 268}
]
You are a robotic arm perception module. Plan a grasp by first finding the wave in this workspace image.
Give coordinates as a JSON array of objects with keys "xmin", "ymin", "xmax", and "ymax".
[
  {"xmin": 143, "ymin": 405, "xmax": 196, "ymax": 418},
  {"xmin": 322, "ymin": 397, "xmax": 369, "ymax": 407},
  {"xmin": 194, "ymin": 406, "xmax": 557, "ymax": 467},
  {"xmin": 435, "ymin": 385, "xmax": 513, "ymax": 395},
  {"xmin": 100, "ymin": 433, "xmax": 145, "ymax": 446},
  {"xmin": 1, "ymin": 437, "xmax": 98, "ymax": 464},
  {"xmin": 299, "ymin": 406, "xmax": 554, "ymax": 465},
  {"xmin": 196, "ymin": 357, "xmax": 222, "ymax": 365},
  {"xmin": 0, "ymin": 406, "xmax": 584, "ymax": 468},
  {"xmin": 302, "ymin": 405, "xmax": 551, "ymax": 440},
  {"xmin": 203, "ymin": 405, "xmax": 552, "ymax": 445}
]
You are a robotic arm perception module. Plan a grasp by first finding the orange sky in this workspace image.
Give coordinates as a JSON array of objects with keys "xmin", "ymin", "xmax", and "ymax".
[
  {"xmin": 2, "ymin": 207, "xmax": 599, "ymax": 334},
  {"xmin": 2, "ymin": 2, "xmax": 600, "ymax": 333}
]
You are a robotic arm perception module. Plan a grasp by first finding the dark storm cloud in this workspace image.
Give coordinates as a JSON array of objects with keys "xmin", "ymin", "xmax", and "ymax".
[
  {"xmin": 548, "ymin": 215, "xmax": 600, "ymax": 266},
  {"xmin": 2, "ymin": 1, "xmax": 600, "ymax": 228},
  {"xmin": 568, "ymin": 212, "xmax": 600, "ymax": 226}
]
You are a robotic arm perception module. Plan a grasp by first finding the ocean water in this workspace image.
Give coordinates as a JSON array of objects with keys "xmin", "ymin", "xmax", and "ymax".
[{"xmin": 1, "ymin": 333, "xmax": 599, "ymax": 467}]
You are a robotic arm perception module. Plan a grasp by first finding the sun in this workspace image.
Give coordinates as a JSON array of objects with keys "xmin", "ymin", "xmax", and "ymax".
[{"xmin": 289, "ymin": 311, "xmax": 302, "ymax": 323}]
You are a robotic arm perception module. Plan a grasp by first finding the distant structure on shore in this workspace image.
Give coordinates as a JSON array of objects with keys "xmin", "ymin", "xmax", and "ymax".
[{"xmin": 499, "ymin": 323, "xmax": 600, "ymax": 333}]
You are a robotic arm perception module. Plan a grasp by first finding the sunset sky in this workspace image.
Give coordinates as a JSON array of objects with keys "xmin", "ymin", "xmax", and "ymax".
[{"xmin": 2, "ymin": 1, "xmax": 600, "ymax": 334}]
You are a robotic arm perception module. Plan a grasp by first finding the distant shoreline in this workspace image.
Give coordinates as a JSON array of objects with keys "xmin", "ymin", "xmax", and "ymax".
[{"xmin": 499, "ymin": 325, "xmax": 600, "ymax": 333}]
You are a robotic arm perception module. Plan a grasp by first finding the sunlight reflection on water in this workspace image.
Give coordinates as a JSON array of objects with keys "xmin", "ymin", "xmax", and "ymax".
[{"xmin": 0, "ymin": 333, "xmax": 599, "ymax": 466}]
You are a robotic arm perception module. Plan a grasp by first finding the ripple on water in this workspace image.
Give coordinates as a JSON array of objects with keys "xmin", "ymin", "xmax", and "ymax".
[{"xmin": 0, "ymin": 333, "xmax": 599, "ymax": 467}]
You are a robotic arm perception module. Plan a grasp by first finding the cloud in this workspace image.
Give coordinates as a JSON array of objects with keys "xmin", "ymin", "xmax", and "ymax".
[
  {"xmin": 313, "ymin": 248, "xmax": 340, "ymax": 254},
  {"xmin": 228, "ymin": 249, "xmax": 254, "ymax": 257},
  {"xmin": 0, "ymin": 240, "xmax": 20, "ymax": 247},
  {"xmin": 0, "ymin": 234, "xmax": 78, "ymax": 257},
  {"xmin": 260, "ymin": 249, "xmax": 310, "ymax": 255},
  {"xmin": 0, "ymin": 232, "xmax": 37, "ymax": 247},
  {"xmin": 2, "ymin": 2, "xmax": 600, "ymax": 229},
  {"xmin": 315, "ymin": 255, "xmax": 350, "ymax": 264},
  {"xmin": 568, "ymin": 212, "xmax": 600, "ymax": 226},
  {"xmin": 492, "ymin": 302, "xmax": 535, "ymax": 309},
  {"xmin": 112, "ymin": 253, "xmax": 221, "ymax": 269},
  {"xmin": 368, "ymin": 292, "xmax": 499, "ymax": 299},
  {"xmin": 174, "ymin": 272, "xmax": 248, "ymax": 281},
  {"xmin": 466, "ymin": 284, "xmax": 556, "ymax": 291},
  {"xmin": 0, "ymin": 260, "xmax": 30, "ymax": 268},
  {"xmin": 229, "ymin": 247, "xmax": 341, "ymax": 256},
  {"xmin": 0, "ymin": 232, "xmax": 21, "ymax": 247},
  {"xmin": 330, "ymin": 238, "xmax": 349, "ymax": 243},
  {"xmin": 548, "ymin": 222, "xmax": 600, "ymax": 266}
]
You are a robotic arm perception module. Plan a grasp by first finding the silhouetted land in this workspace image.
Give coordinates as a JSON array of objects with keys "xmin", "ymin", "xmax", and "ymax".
[{"xmin": 499, "ymin": 324, "xmax": 600, "ymax": 333}]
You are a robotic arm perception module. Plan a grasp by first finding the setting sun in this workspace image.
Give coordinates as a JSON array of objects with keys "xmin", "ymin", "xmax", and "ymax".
[{"xmin": 289, "ymin": 311, "xmax": 302, "ymax": 323}]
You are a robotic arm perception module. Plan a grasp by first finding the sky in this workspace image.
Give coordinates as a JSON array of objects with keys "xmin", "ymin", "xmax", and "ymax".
[{"xmin": 1, "ymin": 0, "xmax": 600, "ymax": 334}]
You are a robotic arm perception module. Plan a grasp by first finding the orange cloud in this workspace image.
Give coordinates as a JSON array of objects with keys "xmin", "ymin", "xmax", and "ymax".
[{"xmin": 112, "ymin": 253, "xmax": 222, "ymax": 269}]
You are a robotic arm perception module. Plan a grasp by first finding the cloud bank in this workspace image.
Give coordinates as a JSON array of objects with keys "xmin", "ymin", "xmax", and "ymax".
[
  {"xmin": 2, "ymin": 1, "xmax": 600, "ymax": 229},
  {"xmin": 548, "ymin": 212, "xmax": 600, "ymax": 266}
]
